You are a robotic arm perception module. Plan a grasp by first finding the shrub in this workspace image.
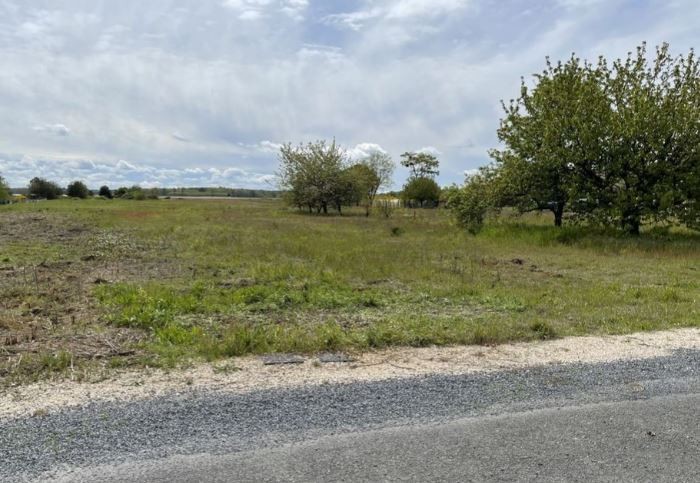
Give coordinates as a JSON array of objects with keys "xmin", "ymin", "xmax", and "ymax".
[
  {"xmin": 98, "ymin": 185, "xmax": 113, "ymax": 199},
  {"xmin": 449, "ymin": 173, "xmax": 493, "ymax": 234},
  {"xmin": 66, "ymin": 180, "xmax": 90, "ymax": 199},
  {"xmin": 28, "ymin": 177, "xmax": 63, "ymax": 199}
]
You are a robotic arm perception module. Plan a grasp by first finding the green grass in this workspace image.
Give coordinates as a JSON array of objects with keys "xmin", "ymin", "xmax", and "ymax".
[{"xmin": 1, "ymin": 198, "xmax": 699, "ymax": 373}]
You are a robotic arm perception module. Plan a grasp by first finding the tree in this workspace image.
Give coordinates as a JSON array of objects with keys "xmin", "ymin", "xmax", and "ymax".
[
  {"xmin": 400, "ymin": 152, "xmax": 439, "ymax": 178},
  {"xmin": 66, "ymin": 180, "xmax": 90, "ymax": 199},
  {"xmin": 114, "ymin": 187, "xmax": 128, "ymax": 198},
  {"xmin": 484, "ymin": 43, "xmax": 700, "ymax": 234},
  {"xmin": 278, "ymin": 140, "xmax": 347, "ymax": 214},
  {"xmin": 598, "ymin": 43, "xmax": 700, "ymax": 234},
  {"xmin": 98, "ymin": 185, "xmax": 113, "ymax": 199},
  {"xmin": 359, "ymin": 151, "xmax": 394, "ymax": 216},
  {"xmin": 0, "ymin": 175, "xmax": 9, "ymax": 200},
  {"xmin": 448, "ymin": 172, "xmax": 494, "ymax": 234},
  {"xmin": 402, "ymin": 177, "xmax": 441, "ymax": 208},
  {"xmin": 492, "ymin": 54, "xmax": 611, "ymax": 227},
  {"xmin": 28, "ymin": 177, "xmax": 63, "ymax": 200}
]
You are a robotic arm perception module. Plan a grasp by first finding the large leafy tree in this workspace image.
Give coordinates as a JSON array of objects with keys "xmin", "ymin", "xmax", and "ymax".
[
  {"xmin": 474, "ymin": 43, "xmax": 700, "ymax": 234},
  {"xmin": 492, "ymin": 55, "xmax": 611, "ymax": 227},
  {"xmin": 600, "ymin": 43, "xmax": 700, "ymax": 234}
]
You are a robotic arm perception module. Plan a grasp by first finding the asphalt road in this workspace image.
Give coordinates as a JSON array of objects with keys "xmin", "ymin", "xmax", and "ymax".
[{"xmin": 2, "ymin": 349, "xmax": 699, "ymax": 482}]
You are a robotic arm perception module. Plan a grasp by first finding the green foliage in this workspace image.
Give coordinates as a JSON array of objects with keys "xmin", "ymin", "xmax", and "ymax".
[
  {"xmin": 98, "ymin": 185, "xmax": 113, "ymax": 199},
  {"xmin": 448, "ymin": 172, "xmax": 493, "ymax": 233},
  {"xmin": 346, "ymin": 152, "xmax": 394, "ymax": 216},
  {"xmin": 402, "ymin": 177, "xmax": 441, "ymax": 208},
  {"xmin": 400, "ymin": 152, "xmax": 440, "ymax": 178},
  {"xmin": 483, "ymin": 43, "xmax": 700, "ymax": 234},
  {"xmin": 66, "ymin": 180, "xmax": 90, "ymax": 199},
  {"xmin": 279, "ymin": 140, "xmax": 394, "ymax": 215},
  {"xmin": 114, "ymin": 185, "xmax": 158, "ymax": 200},
  {"xmin": 278, "ymin": 140, "xmax": 348, "ymax": 214},
  {"xmin": 28, "ymin": 177, "xmax": 63, "ymax": 200},
  {"xmin": 0, "ymin": 175, "xmax": 9, "ymax": 200}
]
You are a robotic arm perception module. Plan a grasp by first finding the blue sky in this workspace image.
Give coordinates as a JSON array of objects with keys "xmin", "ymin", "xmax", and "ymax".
[{"xmin": 1, "ymin": 0, "xmax": 698, "ymax": 189}]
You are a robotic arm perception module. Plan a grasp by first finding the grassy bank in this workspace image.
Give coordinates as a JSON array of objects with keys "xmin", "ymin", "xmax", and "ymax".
[{"xmin": 1, "ymin": 198, "xmax": 698, "ymax": 383}]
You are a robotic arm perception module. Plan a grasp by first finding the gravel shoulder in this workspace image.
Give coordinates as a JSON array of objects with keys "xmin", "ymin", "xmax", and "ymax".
[
  {"xmin": 0, "ymin": 330, "xmax": 698, "ymax": 482},
  {"xmin": 2, "ymin": 328, "xmax": 699, "ymax": 420}
]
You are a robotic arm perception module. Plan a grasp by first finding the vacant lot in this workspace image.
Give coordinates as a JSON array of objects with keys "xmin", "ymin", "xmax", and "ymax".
[{"xmin": 1, "ymin": 199, "xmax": 698, "ymax": 385}]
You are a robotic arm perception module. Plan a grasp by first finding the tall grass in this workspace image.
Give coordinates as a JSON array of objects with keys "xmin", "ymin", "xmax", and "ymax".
[{"xmin": 3, "ymin": 198, "xmax": 699, "ymax": 368}]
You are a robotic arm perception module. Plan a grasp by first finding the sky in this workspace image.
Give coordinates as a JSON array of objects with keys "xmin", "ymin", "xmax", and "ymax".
[{"xmin": 1, "ymin": 0, "xmax": 699, "ymax": 189}]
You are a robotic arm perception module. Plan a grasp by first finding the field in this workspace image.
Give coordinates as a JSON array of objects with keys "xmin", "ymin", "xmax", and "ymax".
[{"xmin": 1, "ymin": 198, "xmax": 699, "ymax": 385}]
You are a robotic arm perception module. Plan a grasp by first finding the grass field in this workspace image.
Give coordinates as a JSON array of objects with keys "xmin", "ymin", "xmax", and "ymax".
[{"xmin": 1, "ymin": 198, "xmax": 699, "ymax": 385}]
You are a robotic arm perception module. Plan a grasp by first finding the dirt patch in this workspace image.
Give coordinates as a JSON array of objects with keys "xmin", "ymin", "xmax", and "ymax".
[
  {"xmin": 0, "ymin": 212, "xmax": 88, "ymax": 244},
  {"xmin": 0, "ymin": 213, "xmax": 173, "ymax": 380},
  {"xmin": 1, "ymin": 328, "xmax": 697, "ymax": 420}
]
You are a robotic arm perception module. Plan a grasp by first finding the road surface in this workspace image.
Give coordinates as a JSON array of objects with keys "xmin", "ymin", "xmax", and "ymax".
[{"xmin": 2, "ymin": 348, "xmax": 698, "ymax": 482}]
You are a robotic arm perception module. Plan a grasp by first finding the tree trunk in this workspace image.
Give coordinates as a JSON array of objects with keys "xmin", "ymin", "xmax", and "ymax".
[
  {"xmin": 621, "ymin": 211, "xmax": 641, "ymax": 235},
  {"xmin": 553, "ymin": 202, "xmax": 565, "ymax": 227}
]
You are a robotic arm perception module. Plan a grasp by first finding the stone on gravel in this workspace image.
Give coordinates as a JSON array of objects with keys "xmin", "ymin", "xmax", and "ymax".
[
  {"xmin": 261, "ymin": 354, "xmax": 305, "ymax": 365},
  {"xmin": 318, "ymin": 353, "xmax": 356, "ymax": 363}
]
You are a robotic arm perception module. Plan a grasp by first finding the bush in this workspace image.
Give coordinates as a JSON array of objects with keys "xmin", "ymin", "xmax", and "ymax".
[
  {"xmin": 28, "ymin": 177, "xmax": 63, "ymax": 200},
  {"xmin": 98, "ymin": 185, "xmax": 113, "ymax": 199},
  {"xmin": 66, "ymin": 180, "xmax": 90, "ymax": 199},
  {"xmin": 402, "ymin": 177, "xmax": 441, "ymax": 208},
  {"xmin": 449, "ymin": 174, "xmax": 493, "ymax": 234}
]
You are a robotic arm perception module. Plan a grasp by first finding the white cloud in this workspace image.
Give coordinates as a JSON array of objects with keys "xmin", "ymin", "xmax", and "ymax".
[
  {"xmin": 323, "ymin": 0, "xmax": 472, "ymax": 30},
  {"xmin": 416, "ymin": 146, "xmax": 442, "ymax": 156},
  {"xmin": 0, "ymin": 155, "xmax": 276, "ymax": 189},
  {"xmin": 346, "ymin": 142, "xmax": 388, "ymax": 161},
  {"xmin": 222, "ymin": 0, "xmax": 308, "ymax": 20},
  {"xmin": 2, "ymin": 1, "xmax": 699, "ymax": 189},
  {"xmin": 33, "ymin": 123, "xmax": 71, "ymax": 136}
]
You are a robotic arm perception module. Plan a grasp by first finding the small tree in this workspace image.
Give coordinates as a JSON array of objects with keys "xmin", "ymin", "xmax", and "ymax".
[
  {"xmin": 361, "ymin": 152, "xmax": 394, "ymax": 216},
  {"xmin": 28, "ymin": 177, "xmax": 63, "ymax": 200},
  {"xmin": 66, "ymin": 180, "xmax": 90, "ymax": 199},
  {"xmin": 278, "ymin": 140, "xmax": 347, "ymax": 214},
  {"xmin": 0, "ymin": 175, "xmax": 9, "ymax": 200},
  {"xmin": 449, "ymin": 172, "xmax": 494, "ymax": 234},
  {"xmin": 98, "ymin": 185, "xmax": 113, "ymax": 199},
  {"xmin": 402, "ymin": 177, "xmax": 441, "ymax": 208},
  {"xmin": 344, "ymin": 163, "xmax": 380, "ymax": 215},
  {"xmin": 400, "ymin": 152, "xmax": 439, "ymax": 178}
]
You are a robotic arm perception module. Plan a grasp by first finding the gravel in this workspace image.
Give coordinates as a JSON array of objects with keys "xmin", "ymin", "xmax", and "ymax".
[{"xmin": 1, "ymin": 348, "xmax": 698, "ymax": 482}]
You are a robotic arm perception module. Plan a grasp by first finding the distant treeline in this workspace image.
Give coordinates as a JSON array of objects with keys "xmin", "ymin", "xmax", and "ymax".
[
  {"xmin": 158, "ymin": 187, "xmax": 281, "ymax": 198},
  {"xmin": 5, "ymin": 184, "xmax": 281, "ymax": 199}
]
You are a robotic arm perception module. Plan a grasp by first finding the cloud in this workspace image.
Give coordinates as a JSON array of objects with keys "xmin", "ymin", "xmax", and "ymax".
[
  {"xmin": 2, "ymin": 0, "xmax": 699, "ymax": 189},
  {"xmin": 0, "ymin": 154, "xmax": 276, "ymax": 189},
  {"xmin": 324, "ymin": 0, "xmax": 472, "ymax": 30},
  {"xmin": 172, "ymin": 132, "xmax": 190, "ymax": 142},
  {"xmin": 346, "ymin": 143, "xmax": 388, "ymax": 161},
  {"xmin": 416, "ymin": 146, "xmax": 442, "ymax": 156},
  {"xmin": 222, "ymin": 0, "xmax": 308, "ymax": 20},
  {"xmin": 32, "ymin": 123, "xmax": 71, "ymax": 136}
]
